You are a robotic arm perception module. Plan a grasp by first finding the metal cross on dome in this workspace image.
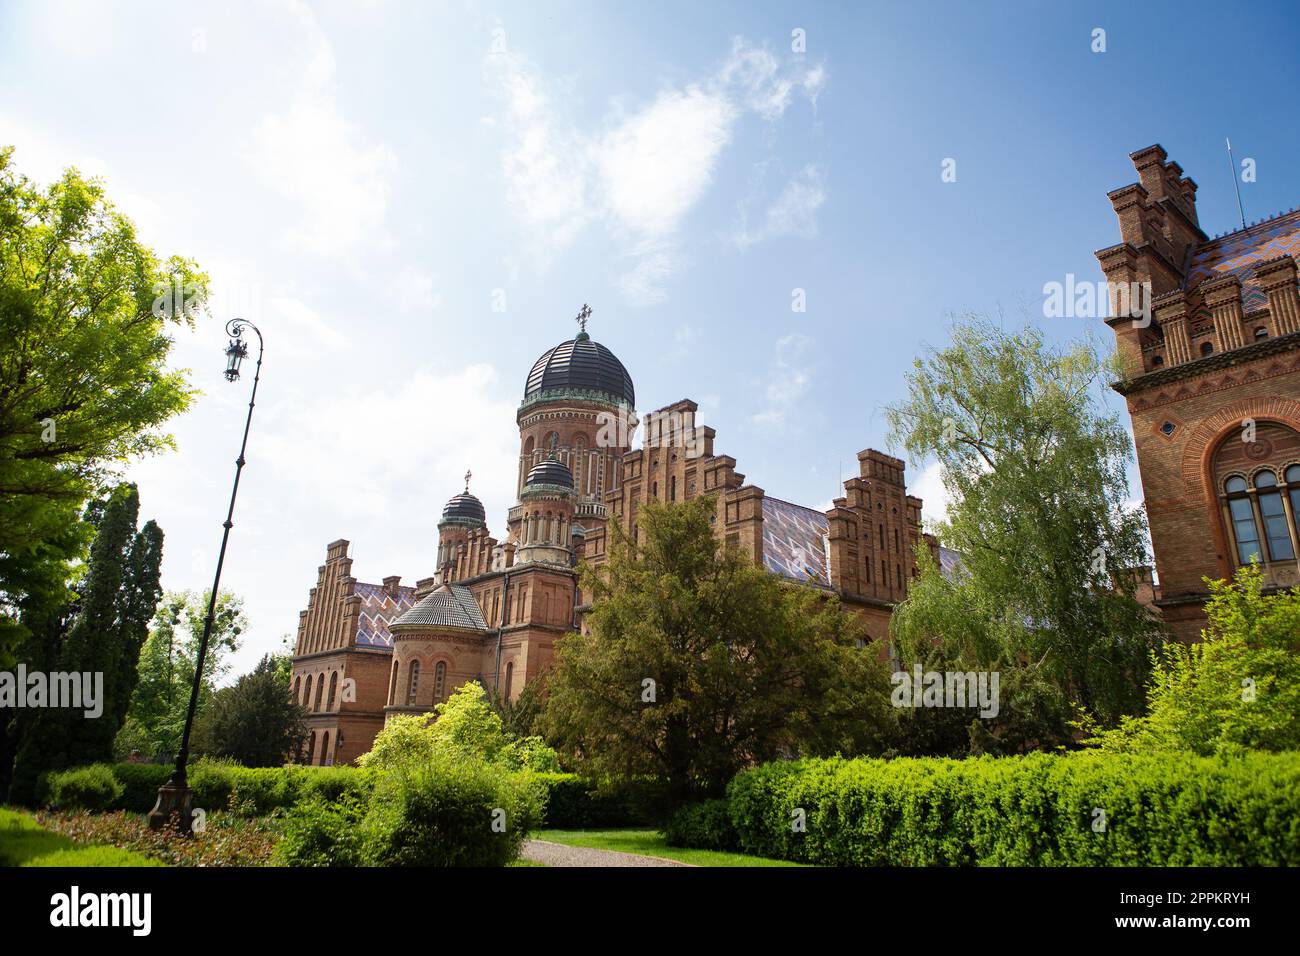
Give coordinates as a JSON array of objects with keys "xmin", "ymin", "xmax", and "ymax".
[
  {"xmin": 575, "ymin": 303, "xmax": 592, "ymax": 335},
  {"xmin": 464, "ymin": 469, "xmax": 472, "ymax": 492}
]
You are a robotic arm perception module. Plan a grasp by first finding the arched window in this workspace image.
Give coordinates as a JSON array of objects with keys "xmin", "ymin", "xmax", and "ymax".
[
  {"xmin": 303, "ymin": 673, "xmax": 313, "ymax": 707},
  {"xmin": 1253, "ymin": 471, "xmax": 1295, "ymax": 561},
  {"xmin": 293, "ymin": 675, "xmax": 301, "ymax": 700},
  {"xmin": 389, "ymin": 660, "xmax": 399, "ymax": 706},
  {"xmin": 1215, "ymin": 424, "xmax": 1300, "ymax": 568},
  {"xmin": 313, "ymin": 674, "xmax": 324, "ymax": 712},
  {"xmin": 407, "ymin": 661, "xmax": 420, "ymax": 705},
  {"xmin": 321, "ymin": 731, "xmax": 331, "ymax": 766},
  {"xmin": 1255, "ymin": 326, "xmax": 1268, "ymax": 341},
  {"xmin": 307, "ymin": 731, "xmax": 316, "ymax": 764},
  {"xmin": 1288, "ymin": 466, "xmax": 1300, "ymax": 528},
  {"xmin": 1200, "ymin": 341, "xmax": 1214, "ymax": 356},
  {"xmin": 504, "ymin": 661, "xmax": 514, "ymax": 699},
  {"xmin": 670, "ymin": 475, "xmax": 677, "ymax": 501},
  {"xmin": 1225, "ymin": 475, "xmax": 1262, "ymax": 564},
  {"xmin": 327, "ymin": 672, "xmax": 339, "ymax": 710},
  {"xmin": 434, "ymin": 661, "xmax": 447, "ymax": 701},
  {"xmin": 1152, "ymin": 355, "xmax": 1164, "ymax": 367}
]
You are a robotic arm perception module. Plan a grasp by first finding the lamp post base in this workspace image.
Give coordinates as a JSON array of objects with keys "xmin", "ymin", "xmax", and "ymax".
[{"xmin": 147, "ymin": 782, "xmax": 195, "ymax": 834}]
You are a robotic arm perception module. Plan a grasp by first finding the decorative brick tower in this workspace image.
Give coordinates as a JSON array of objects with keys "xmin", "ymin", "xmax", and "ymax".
[
  {"xmin": 1097, "ymin": 144, "xmax": 1300, "ymax": 641},
  {"xmin": 511, "ymin": 304, "xmax": 634, "ymax": 549}
]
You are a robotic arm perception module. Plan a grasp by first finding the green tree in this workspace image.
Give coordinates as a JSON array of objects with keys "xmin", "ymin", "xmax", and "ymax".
[
  {"xmin": 191, "ymin": 654, "xmax": 307, "ymax": 767},
  {"xmin": 359, "ymin": 681, "xmax": 560, "ymax": 777},
  {"xmin": 542, "ymin": 495, "xmax": 896, "ymax": 799},
  {"xmin": 1083, "ymin": 564, "xmax": 1300, "ymax": 755},
  {"xmin": 114, "ymin": 589, "xmax": 245, "ymax": 762},
  {"xmin": 7, "ymin": 484, "xmax": 165, "ymax": 802},
  {"xmin": 885, "ymin": 319, "xmax": 1163, "ymax": 752},
  {"xmin": 0, "ymin": 146, "xmax": 207, "ymax": 663}
]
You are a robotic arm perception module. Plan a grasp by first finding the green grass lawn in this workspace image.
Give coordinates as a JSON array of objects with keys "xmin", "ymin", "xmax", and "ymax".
[
  {"xmin": 0, "ymin": 807, "xmax": 163, "ymax": 867},
  {"xmin": 535, "ymin": 828, "xmax": 806, "ymax": 867}
]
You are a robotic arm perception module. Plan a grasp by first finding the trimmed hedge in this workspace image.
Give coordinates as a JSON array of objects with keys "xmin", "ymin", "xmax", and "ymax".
[
  {"xmin": 726, "ymin": 752, "xmax": 1300, "ymax": 866},
  {"xmin": 534, "ymin": 773, "xmax": 671, "ymax": 828},
  {"xmin": 40, "ymin": 761, "xmax": 375, "ymax": 816},
  {"xmin": 663, "ymin": 798, "xmax": 737, "ymax": 851},
  {"xmin": 45, "ymin": 765, "xmax": 124, "ymax": 812}
]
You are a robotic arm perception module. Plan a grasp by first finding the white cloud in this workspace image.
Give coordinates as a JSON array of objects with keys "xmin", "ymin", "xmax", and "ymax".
[
  {"xmin": 394, "ymin": 267, "xmax": 443, "ymax": 312},
  {"xmin": 246, "ymin": 0, "xmax": 396, "ymax": 258},
  {"xmin": 257, "ymin": 363, "xmax": 519, "ymax": 520},
  {"xmin": 488, "ymin": 37, "xmax": 825, "ymax": 302},
  {"xmin": 733, "ymin": 163, "xmax": 827, "ymax": 250},
  {"xmin": 752, "ymin": 333, "xmax": 814, "ymax": 430},
  {"xmin": 911, "ymin": 461, "xmax": 952, "ymax": 526}
]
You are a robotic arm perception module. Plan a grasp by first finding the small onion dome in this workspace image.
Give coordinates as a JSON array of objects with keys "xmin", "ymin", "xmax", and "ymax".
[
  {"xmin": 524, "ymin": 458, "xmax": 575, "ymax": 490},
  {"xmin": 439, "ymin": 491, "xmax": 486, "ymax": 528},
  {"xmin": 524, "ymin": 335, "xmax": 634, "ymax": 407}
]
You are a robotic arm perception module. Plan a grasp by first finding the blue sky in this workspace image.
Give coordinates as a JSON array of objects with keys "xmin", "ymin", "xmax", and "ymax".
[{"xmin": 2, "ymin": 0, "xmax": 1298, "ymax": 676}]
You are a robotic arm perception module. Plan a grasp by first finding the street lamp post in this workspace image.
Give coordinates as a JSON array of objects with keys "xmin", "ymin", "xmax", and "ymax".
[{"xmin": 148, "ymin": 318, "xmax": 264, "ymax": 834}]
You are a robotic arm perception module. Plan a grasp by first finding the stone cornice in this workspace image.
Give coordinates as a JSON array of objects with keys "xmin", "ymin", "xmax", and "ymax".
[{"xmin": 1112, "ymin": 330, "xmax": 1300, "ymax": 396}]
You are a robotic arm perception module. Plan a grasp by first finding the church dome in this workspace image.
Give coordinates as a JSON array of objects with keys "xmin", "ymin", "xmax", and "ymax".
[
  {"xmin": 524, "ymin": 458, "xmax": 575, "ymax": 490},
  {"xmin": 439, "ymin": 491, "xmax": 486, "ymax": 527},
  {"xmin": 524, "ymin": 332, "xmax": 634, "ymax": 407}
]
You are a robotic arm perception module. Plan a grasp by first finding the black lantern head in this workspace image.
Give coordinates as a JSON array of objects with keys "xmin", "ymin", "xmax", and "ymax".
[{"xmin": 224, "ymin": 336, "xmax": 248, "ymax": 382}]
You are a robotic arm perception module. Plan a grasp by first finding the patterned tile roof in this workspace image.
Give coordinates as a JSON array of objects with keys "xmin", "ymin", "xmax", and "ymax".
[
  {"xmin": 1184, "ymin": 208, "xmax": 1300, "ymax": 313},
  {"xmin": 392, "ymin": 583, "xmax": 489, "ymax": 632},
  {"xmin": 353, "ymin": 581, "xmax": 417, "ymax": 649},
  {"xmin": 761, "ymin": 497, "xmax": 831, "ymax": 585},
  {"xmin": 938, "ymin": 546, "xmax": 964, "ymax": 581}
]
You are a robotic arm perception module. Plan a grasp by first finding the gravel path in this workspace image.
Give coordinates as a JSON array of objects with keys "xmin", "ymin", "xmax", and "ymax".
[{"xmin": 521, "ymin": 839, "xmax": 696, "ymax": 867}]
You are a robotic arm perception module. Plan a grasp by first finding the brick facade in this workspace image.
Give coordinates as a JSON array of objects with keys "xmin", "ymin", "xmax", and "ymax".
[
  {"xmin": 290, "ymin": 326, "xmax": 936, "ymax": 763},
  {"xmin": 1098, "ymin": 145, "xmax": 1300, "ymax": 641}
]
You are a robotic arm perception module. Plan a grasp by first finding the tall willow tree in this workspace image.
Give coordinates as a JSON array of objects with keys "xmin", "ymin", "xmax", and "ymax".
[
  {"xmin": 885, "ymin": 319, "xmax": 1163, "ymax": 753},
  {"xmin": 0, "ymin": 146, "xmax": 206, "ymax": 665}
]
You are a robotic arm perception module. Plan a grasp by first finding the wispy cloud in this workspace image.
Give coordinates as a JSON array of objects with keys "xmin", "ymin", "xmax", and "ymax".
[
  {"xmin": 733, "ymin": 163, "xmax": 827, "ymax": 250},
  {"xmin": 489, "ymin": 37, "xmax": 825, "ymax": 303},
  {"xmin": 246, "ymin": 0, "xmax": 396, "ymax": 258},
  {"xmin": 752, "ymin": 333, "xmax": 815, "ymax": 430}
]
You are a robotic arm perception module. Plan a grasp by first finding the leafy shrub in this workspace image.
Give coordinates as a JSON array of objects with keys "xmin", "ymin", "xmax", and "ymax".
[
  {"xmin": 727, "ymin": 751, "xmax": 1300, "ymax": 866},
  {"xmin": 663, "ymin": 799, "xmax": 737, "ymax": 850},
  {"xmin": 275, "ymin": 794, "xmax": 368, "ymax": 867},
  {"xmin": 360, "ymin": 684, "xmax": 560, "ymax": 775},
  {"xmin": 45, "ymin": 765, "xmax": 125, "ymax": 812},
  {"xmin": 535, "ymin": 773, "xmax": 672, "ymax": 828},
  {"xmin": 359, "ymin": 756, "xmax": 544, "ymax": 866},
  {"xmin": 42, "ymin": 760, "xmax": 374, "ymax": 816},
  {"xmin": 109, "ymin": 763, "xmax": 173, "ymax": 812}
]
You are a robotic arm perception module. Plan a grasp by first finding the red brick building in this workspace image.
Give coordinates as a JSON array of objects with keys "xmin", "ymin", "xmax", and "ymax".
[
  {"xmin": 290, "ymin": 317, "xmax": 939, "ymax": 764},
  {"xmin": 1097, "ymin": 145, "xmax": 1300, "ymax": 642}
]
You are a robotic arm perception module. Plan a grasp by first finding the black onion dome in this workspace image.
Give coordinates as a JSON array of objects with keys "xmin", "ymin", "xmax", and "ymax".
[
  {"xmin": 524, "ymin": 459, "xmax": 575, "ymax": 490},
  {"xmin": 440, "ymin": 491, "xmax": 486, "ymax": 526},
  {"xmin": 524, "ymin": 334, "xmax": 634, "ymax": 406}
]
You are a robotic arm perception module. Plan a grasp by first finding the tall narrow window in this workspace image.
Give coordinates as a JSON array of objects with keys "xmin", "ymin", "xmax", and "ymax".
[
  {"xmin": 303, "ymin": 674, "xmax": 313, "ymax": 707},
  {"xmin": 407, "ymin": 660, "xmax": 420, "ymax": 705},
  {"xmin": 389, "ymin": 660, "xmax": 399, "ymax": 706},
  {"xmin": 435, "ymin": 661, "xmax": 447, "ymax": 701},
  {"xmin": 1288, "ymin": 466, "xmax": 1300, "ymax": 530},
  {"xmin": 321, "ymin": 731, "xmax": 331, "ymax": 766},
  {"xmin": 1254, "ymin": 471, "xmax": 1295, "ymax": 560},
  {"xmin": 313, "ymin": 674, "xmax": 324, "ymax": 712},
  {"xmin": 670, "ymin": 475, "xmax": 677, "ymax": 502},
  {"xmin": 327, "ymin": 672, "xmax": 338, "ymax": 710},
  {"xmin": 1225, "ymin": 476, "xmax": 1262, "ymax": 564},
  {"xmin": 504, "ymin": 661, "xmax": 514, "ymax": 699},
  {"xmin": 307, "ymin": 732, "xmax": 316, "ymax": 765}
]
